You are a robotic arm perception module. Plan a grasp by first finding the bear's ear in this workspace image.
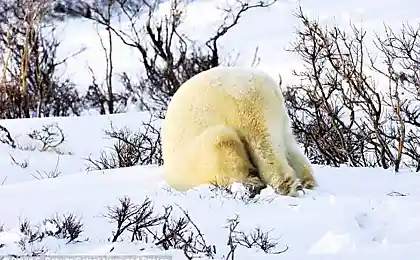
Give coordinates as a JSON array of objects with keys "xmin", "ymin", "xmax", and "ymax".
[{"xmin": 278, "ymin": 73, "xmax": 283, "ymax": 87}]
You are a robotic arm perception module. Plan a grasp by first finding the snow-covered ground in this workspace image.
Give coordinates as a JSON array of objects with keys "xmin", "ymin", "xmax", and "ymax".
[
  {"xmin": 1, "ymin": 0, "xmax": 420, "ymax": 259},
  {"xmin": 1, "ymin": 112, "xmax": 420, "ymax": 259}
]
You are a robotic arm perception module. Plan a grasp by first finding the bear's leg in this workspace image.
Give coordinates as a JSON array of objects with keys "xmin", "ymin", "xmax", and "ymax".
[
  {"xmin": 284, "ymin": 128, "xmax": 317, "ymax": 190},
  {"xmin": 246, "ymin": 135, "xmax": 302, "ymax": 197},
  {"xmin": 198, "ymin": 125, "xmax": 267, "ymax": 197},
  {"xmin": 244, "ymin": 167, "xmax": 268, "ymax": 198}
]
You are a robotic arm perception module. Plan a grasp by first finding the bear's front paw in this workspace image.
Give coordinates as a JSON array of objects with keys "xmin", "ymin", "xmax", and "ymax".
[
  {"xmin": 301, "ymin": 177, "xmax": 317, "ymax": 190},
  {"xmin": 244, "ymin": 176, "xmax": 267, "ymax": 198},
  {"xmin": 300, "ymin": 166, "xmax": 317, "ymax": 190},
  {"xmin": 274, "ymin": 175, "xmax": 303, "ymax": 197}
]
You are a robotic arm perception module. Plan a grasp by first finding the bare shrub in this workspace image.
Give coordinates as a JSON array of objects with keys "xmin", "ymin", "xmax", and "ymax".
[
  {"xmin": 31, "ymin": 156, "xmax": 61, "ymax": 179},
  {"xmin": 0, "ymin": 224, "xmax": 4, "ymax": 248},
  {"xmin": 83, "ymin": 67, "xmax": 131, "ymax": 115},
  {"xmin": 16, "ymin": 213, "xmax": 83, "ymax": 256},
  {"xmin": 371, "ymin": 23, "xmax": 420, "ymax": 171},
  {"xmin": 104, "ymin": 196, "xmax": 287, "ymax": 259},
  {"xmin": 284, "ymin": 6, "xmax": 420, "ymax": 171},
  {"xmin": 10, "ymin": 155, "xmax": 29, "ymax": 168},
  {"xmin": 104, "ymin": 196, "xmax": 166, "ymax": 243},
  {"xmin": 85, "ymin": 116, "xmax": 162, "ymax": 170},
  {"xmin": 0, "ymin": 125, "xmax": 16, "ymax": 148},
  {"xmin": 42, "ymin": 213, "xmax": 84, "ymax": 243},
  {"xmin": 104, "ymin": 196, "xmax": 216, "ymax": 259},
  {"xmin": 0, "ymin": 124, "xmax": 68, "ymax": 155},
  {"xmin": 26, "ymin": 123, "xmax": 65, "ymax": 152},
  {"xmin": 224, "ymin": 216, "xmax": 239, "ymax": 260},
  {"xmin": 52, "ymin": 0, "xmax": 277, "ymax": 115},
  {"xmin": 19, "ymin": 214, "xmax": 83, "ymax": 242},
  {"xmin": 0, "ymin": 0, "xmax": 84, "ymax": 119},
  {"xmin": 224, "ymin": 215, "xmax": 287, "ymax": 259},
  {"xmin": 153, "ymin": 206, "xmax": 217, "ymax": 259},
  {"xmin": 233, "ymin": 227, "xmax": 283, "ymax": 253},
  {"xmin": 18, "ymin": 218, "xmax": 47, "ymax": 256}
]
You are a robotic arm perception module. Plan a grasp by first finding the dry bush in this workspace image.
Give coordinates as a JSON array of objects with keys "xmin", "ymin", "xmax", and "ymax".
[
  {"xmin": 0, "ymin": 123, "xmax": 67, "ymax": 156},
  {"xmin": 10, "ymin": 154, "xmax": 29, "ymax": 168},
  {"xmin": 0, "ymin": 124, "xmax": 16, "ymax": 148},
  {"xmin": 42, "ymin": 213, "xmax": 84, "ymax": 243},
  {"xmin": 104, "ymin": 196, "xmax": 284, "ymax": 259},
  {"xmin": 16, "ymin": 213, "xmax": 83, "ymax": 256},
  {"xmin": 0, "ymin": 224, "xmax": 4, "ymax": 249},
  {"xmin": 27, "ymin": 123, "xmax": 65, "ymax": 152},
  {"xmin": 85, "ymin": 115, "xmax": 163, "ymax": 170},
  {"xmin": 224, "ymin": 215, "xmax": 287, "ymax": 259},
  {"xmin": 31, "ymin": 155, "xmax": 61, "ymax": 180},
  {"xmin": 0, "ymin": 0, "xmax": 84, "ymax": 119},
  {"xmin": 284, "ymin": 6, "xmax": 420, "ymax": 172},
  {"xmin": 12, "ymin": 123, "xmax": 70, "ymax": 155},
  {"xmin": 52, "ymin": 0, "xmax": 277, "ymax": 116},
  {"xmin": 371, "ymin": 23, "xmax": 420, "ymax": 171},
  {"xmin": 104, "ymin": 196, "xmax": 216, "ymax": 259}
]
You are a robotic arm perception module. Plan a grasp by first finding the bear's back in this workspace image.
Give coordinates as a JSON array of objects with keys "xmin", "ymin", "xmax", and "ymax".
[
  {"xmin": 162, "ymin": 66, "xmax": 284, "ymax": 157},
  {"xmin": 174, "ymin": 66, "xmax": 280, "ymax": 100}
]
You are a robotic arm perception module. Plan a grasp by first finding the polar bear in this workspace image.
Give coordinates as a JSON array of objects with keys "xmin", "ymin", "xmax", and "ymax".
[{"xmin": 161, "ymin": 66, "xmax": 317, "ymax": 197}]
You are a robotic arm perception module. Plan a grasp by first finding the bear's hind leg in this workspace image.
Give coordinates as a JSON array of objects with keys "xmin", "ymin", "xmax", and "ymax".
[
  {"xmin": 242, "ymin": 171, "xmax": 267, "ymax": 198},
  {"xmin": 245, "ymin": 135, "xmax": 302, "ymax": 197},
  {"xmin": 284, "ymin": 128, "xmax": 317, "ymax": 190},
  {"xmin": 199, "ymin": 124, "xmax": 266, "ymax": 197}
]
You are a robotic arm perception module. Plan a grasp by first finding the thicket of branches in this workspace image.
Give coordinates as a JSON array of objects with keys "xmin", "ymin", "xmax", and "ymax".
[
  {"xmin": 0, "ymin": 195, "xmax": 286, "ymax": 258},
  {"xmin": 283, "ymin": 6, "xmax": 420, "ymax": 171},
  {"xmin": 85, "ymin": 116, "xmax": 163, "ymax": 170},
  {"xmin": 0, "ymin": 0, "xmax": 85, "ymax": 119},
  {"xmin": 52, "ymin": 0, "xmax": 274, "ymax": 116},
  {"xmin": 0, "ymin": 0, "xmax": 273, "ymax": 118},
  {"xmin": 102, "ymin": 196, "xmax": 287, "ymax": 259}
]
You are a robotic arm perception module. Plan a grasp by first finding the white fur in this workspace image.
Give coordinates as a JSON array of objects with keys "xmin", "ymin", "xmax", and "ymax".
[{"xmin": 162, "ymin": 66, "xmax": 317, "ymax": 196}]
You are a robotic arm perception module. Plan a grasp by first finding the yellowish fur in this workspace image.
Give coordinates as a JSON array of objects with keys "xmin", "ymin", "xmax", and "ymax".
[{"xmin": 162, "ymin": 66, "xmax": 317, "ymax": 196}]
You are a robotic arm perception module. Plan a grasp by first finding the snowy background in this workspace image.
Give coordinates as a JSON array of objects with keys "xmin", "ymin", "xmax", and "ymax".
[
  {"xmin": 1, "ymin": 0, "xmax": 420, "ymax": 259},
  {"xmin": 56, "ymin": 0, "xmax": 420, "ymax": 93}
]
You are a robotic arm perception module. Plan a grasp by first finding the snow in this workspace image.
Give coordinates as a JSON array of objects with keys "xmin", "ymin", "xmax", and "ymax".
[
  {"xmin": 1, "ymin": 112, "xmax": 420, "ymax": 259},
  {"xmin": 1, "ymin": 0, "xmax": 420, "ymax": 259},
  {"xmin": 56, "ymin": 0, "xmax": 420, "ymax": 93}
]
